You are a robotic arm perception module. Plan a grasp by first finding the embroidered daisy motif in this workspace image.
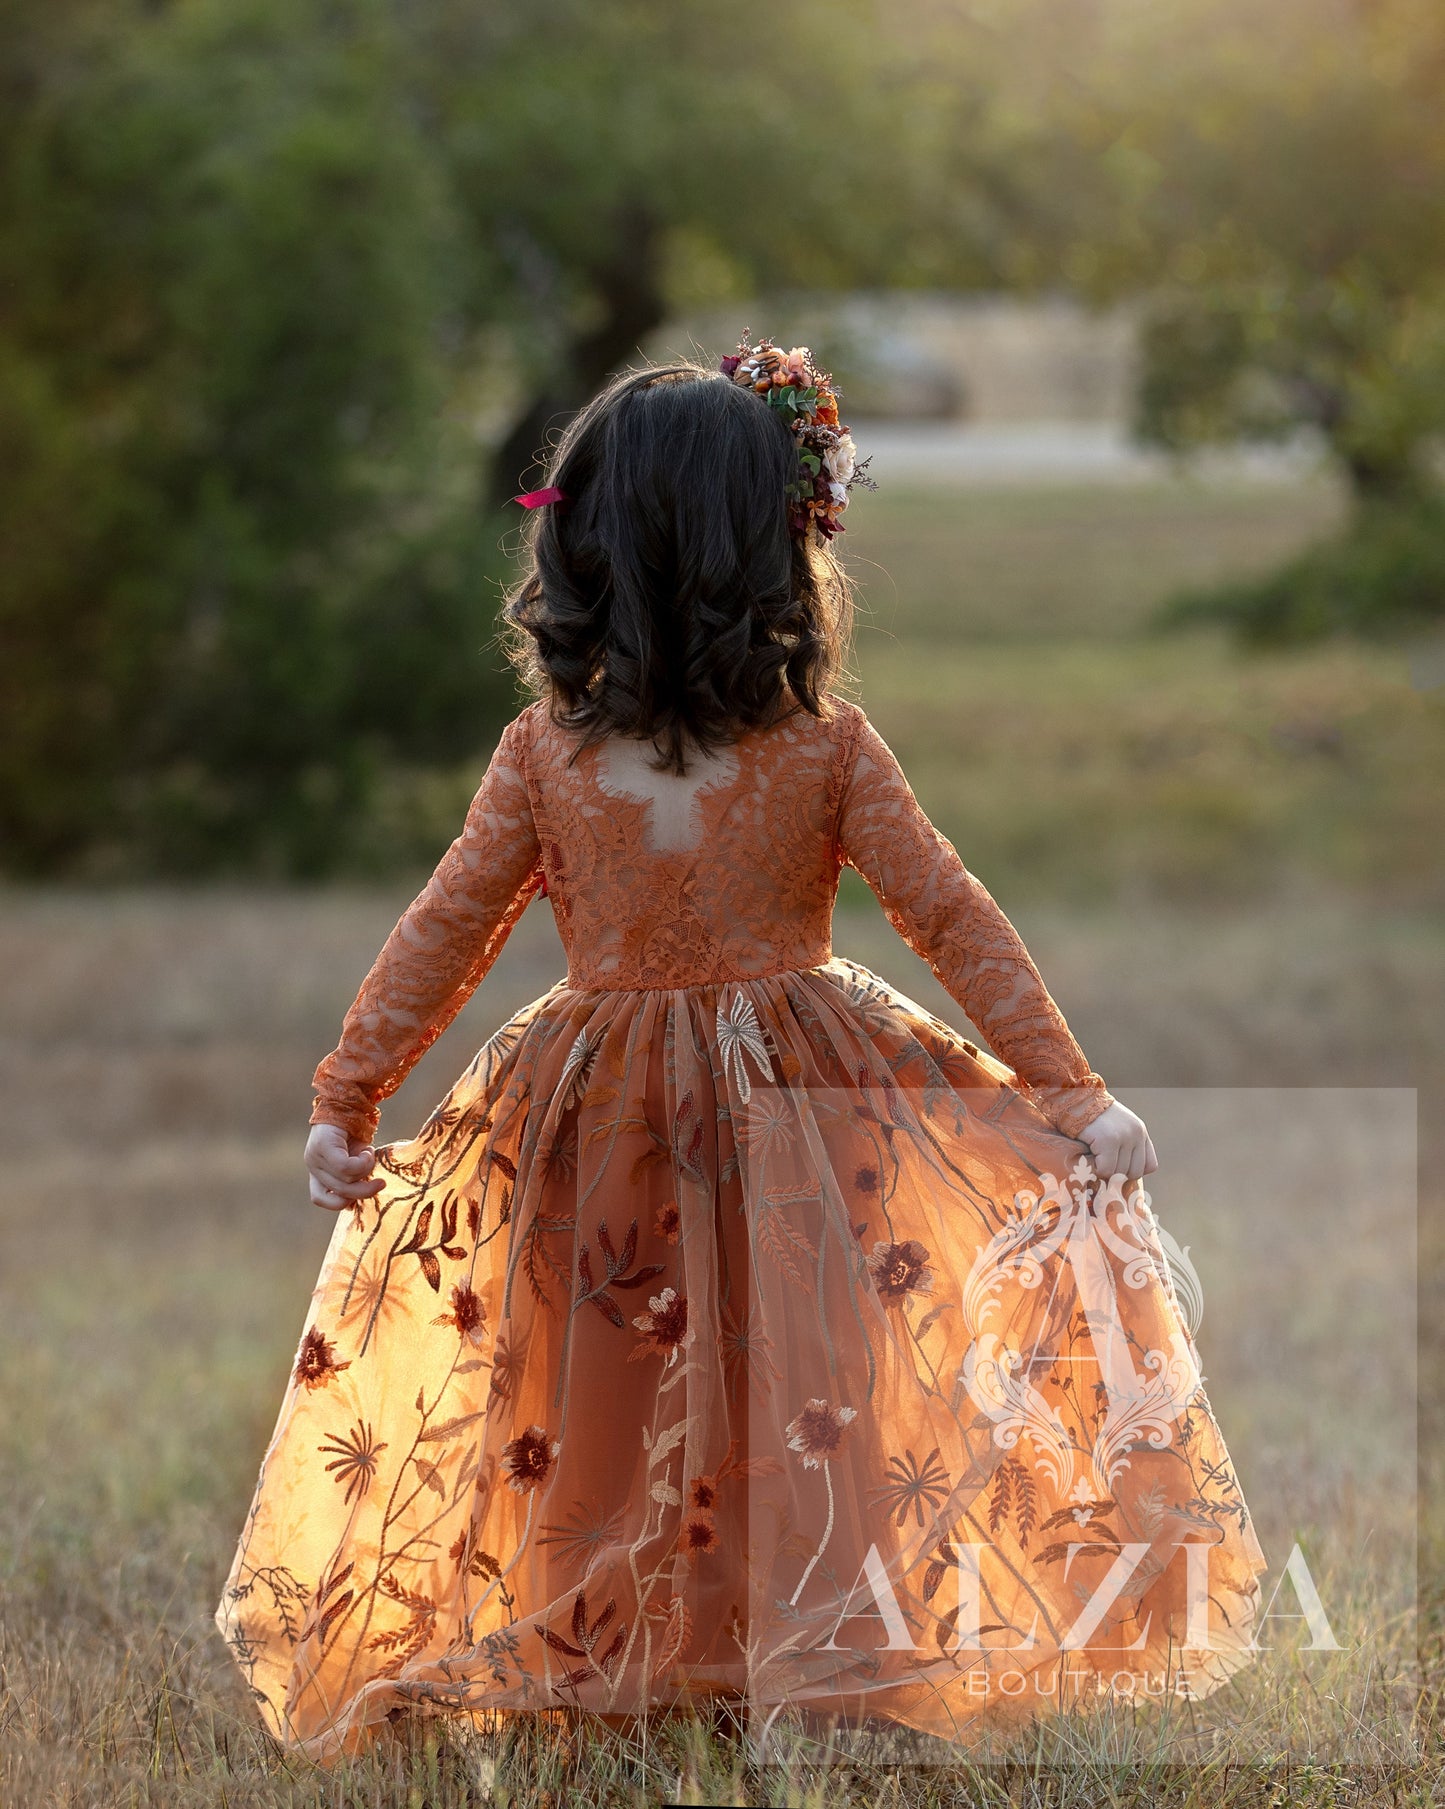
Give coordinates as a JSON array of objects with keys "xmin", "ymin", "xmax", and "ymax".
[
  {"xmin": 866, "ymin": 1238, "xmax": 935, "ymax": 1305},
  {"xmin": 556, "ymin": 1025, "xmax": 602, "ymax": 1113},
  {"xmin": 785, "ymin": 1398, "xmax": 857, "ymax": 1469},
  {"xmin": 716, "ymin": 991, "xmax": 773, "ymax": 1104},
  {"xmin": 630, "ymin": 1287, "xmax": 694, "ymax": 1367},
  {"xmin": 502, "ymin": 1424, "xmax": 561, "ymax": 1494},
  {"xmin": 678, "ymin": 1513, "xmax": 719, "ymax": 1562},
  {"xmin": 293, "ymin": 1325, "xmax": 351, "ymax": 1391},
  {"xmin": 431, "ymin": 1282, "xmax": 487, "ymax": 1347}
]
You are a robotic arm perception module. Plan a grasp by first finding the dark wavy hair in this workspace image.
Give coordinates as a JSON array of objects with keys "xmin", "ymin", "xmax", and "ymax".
[{"xmin": 500, "ymin": 361, "xmax": 856, "ymax": 775}]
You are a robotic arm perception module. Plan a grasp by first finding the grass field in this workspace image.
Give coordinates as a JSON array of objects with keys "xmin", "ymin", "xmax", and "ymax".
[{"xmin": 2, "ymin": 476, "xmax": 1442, "ymax": 1806}]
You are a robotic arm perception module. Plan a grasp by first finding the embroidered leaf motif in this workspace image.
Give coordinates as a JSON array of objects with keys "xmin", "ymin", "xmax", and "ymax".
[
  {"xmin": 575, "ymin": 1217, "xmax": 665, "ymax": 1327},
  {"xmin": 673, "ymin": 1091, "xmax": 706, "ymax": 1181},
  {"xmin": 755, "ymin": 1190, "xmax": 818, "ymax": 1289},
  {"xmin": 317, "ymin": 1589, "xmax": 354, "ymax": 1648},
  {"xmin": 1035, "ymin": 1536, "xmax": 1122, "ymax": 1566},
  {"xmin": 539, "ymin": 1590, "xmax": 628, "ymax": 1687},
  {"xmin": 628, "ymin": 1145, "xmax": 669, "ymax": 1183},
  {"xmin": 988, "ymin": 1464, "xmax": 1013, "ymax": 1535},
  {"xmin": 914, "ymin": 1301, "xmax": 952, "ymax": 1339},
  {"xmin": 368, "ymin": 1575, "xmax": 438, "ymax": 1672},
  {"xmin": 419, "ymin": 1410, "xmax": 488, "ymax": 1444},
  {"xmin": 309, "ymin": 1559, "xmax": 356, "ymax": 1650},
  {"xmin": 439, "ymin": 1196, "xmax": 467, "ymax": 1261},
  {"xmin": 521, "ymin": 1210, "xmax": 577, "ymax": 1311},
  {"xmin": 646, "ymin": 1595, "xmax": 691, "ymax": 1681},
  {"xmin": 1136, "ymin": 1479, "xmax": 1168, "ymax": 1537},
  {"xmin": 923, "ymin": 1534, "xmax": 957, "ymax": 1603},
  {"xmin": 398, "ymin": 1199, "xmax": 459, "ymax": 1292},
  {"xmin": 647, "ymin": 1419, "xmax": 690, "ymax": 1469},
  {"xmin": 1013, "ymin": 1460, "xmax": 1037, "ymax": 1549}
]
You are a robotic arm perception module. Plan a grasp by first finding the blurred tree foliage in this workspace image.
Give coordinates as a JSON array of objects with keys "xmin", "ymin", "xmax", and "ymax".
[
  {"xmin": 3, "ymin": 0, "xmax": 1441, "ymax": 876},
  {"xmin": 0, "ymin": 0, "xmax": 504, "ymax": 874},
  {"xmin": 1053, "ymin": 0, "xmax": 1445, "ymax": 639},
  {"xmin": 0, "ymin": 0, "xmax": 1003, "ymax": 875}
]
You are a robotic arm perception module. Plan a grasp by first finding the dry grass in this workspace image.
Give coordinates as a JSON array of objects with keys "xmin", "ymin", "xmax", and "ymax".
[
  {"xmin": 838, "ymin": 478, "xmax": 1444, "ymax": 907},
  {"xmin": 2, "ymin": 471, "xmax": 1442, "ymax": 1804},
  {"xmin": 1, "ymin": 892, "xmax": 1437, "ymax": 1805},
  {"xmin": 841, "ymin": 476, "xmax": 1350, "ymax": 644}
]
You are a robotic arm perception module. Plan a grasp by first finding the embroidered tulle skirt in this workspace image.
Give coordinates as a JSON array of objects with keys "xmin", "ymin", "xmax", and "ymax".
[{"xmin": 215, "ymin": 956, "xmax": 1269, "ymax": 1763}]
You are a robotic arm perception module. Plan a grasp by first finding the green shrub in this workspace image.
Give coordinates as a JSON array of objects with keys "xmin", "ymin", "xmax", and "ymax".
[{"xmin": 1154, "ymin": 493, "xmax": 1445, "ymax": 645}]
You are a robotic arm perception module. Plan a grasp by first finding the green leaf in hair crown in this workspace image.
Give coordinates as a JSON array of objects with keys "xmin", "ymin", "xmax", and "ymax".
[{"xmin": 719, "ymin": 333, "xmax": 875, "ymax": 539}]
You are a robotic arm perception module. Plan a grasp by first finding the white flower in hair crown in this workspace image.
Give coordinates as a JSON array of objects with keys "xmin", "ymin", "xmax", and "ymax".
[{"xmin": 719, "ymin": 333, "xmax": 875, "ymax": 539}]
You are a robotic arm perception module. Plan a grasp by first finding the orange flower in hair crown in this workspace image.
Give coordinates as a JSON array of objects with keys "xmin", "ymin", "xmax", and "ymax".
[{"xmin": 720, "ymin": 334, "xmax": 875, "ymax": 538}]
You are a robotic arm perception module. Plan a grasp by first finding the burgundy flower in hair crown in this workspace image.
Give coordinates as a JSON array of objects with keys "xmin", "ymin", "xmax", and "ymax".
[{"xmin": 720, "ymin": 333, "xmax": 875, "ymax": 538}]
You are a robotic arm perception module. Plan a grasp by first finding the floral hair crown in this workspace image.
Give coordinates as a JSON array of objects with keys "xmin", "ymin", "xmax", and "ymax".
[{"xmin": 720, "ymin": 333, "xmax": 874, "ymax": 539}]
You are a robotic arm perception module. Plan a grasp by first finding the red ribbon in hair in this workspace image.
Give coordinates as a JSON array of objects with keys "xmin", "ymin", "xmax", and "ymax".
[{"xmin": 513, "ymin": 486, "xmax": 568, "ymax": 509}]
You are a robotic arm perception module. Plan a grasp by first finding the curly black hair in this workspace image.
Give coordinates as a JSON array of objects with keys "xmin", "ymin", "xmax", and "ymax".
[{"xmin": 500, "ymin": 361, "xmax": 856, "ymax": 776}]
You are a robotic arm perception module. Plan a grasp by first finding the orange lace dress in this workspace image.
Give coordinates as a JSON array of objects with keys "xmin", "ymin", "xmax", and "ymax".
[{"xmin": 215, "ymin": 696, "xmax": 1267, "ymax": 1762}]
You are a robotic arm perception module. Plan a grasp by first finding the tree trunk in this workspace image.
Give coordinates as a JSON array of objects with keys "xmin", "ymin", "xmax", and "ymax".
[
  {"xmin": 1300, "ymin": 374, "xmax": 1431, "ymax": 511},
  {"xmin": 1336, "ymin": 442, "xmax": 1430, "ymax": 511},
  {"xmin": 489, "ymin": 201, "xmax": 666, "ymax": 512}
]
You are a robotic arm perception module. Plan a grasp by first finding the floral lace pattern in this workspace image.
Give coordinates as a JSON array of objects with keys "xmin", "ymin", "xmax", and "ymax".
[
  {"xmin": 833, "ymin": 707, "xmax": 1117, "ymax": 1140},
  {"xmin": 310, "ymin": 698, "xmax": 1114, "ymax": 1143},
  {"xmin": 307, "ymin": 711, "xmax": 544, "ymax": 1147}
]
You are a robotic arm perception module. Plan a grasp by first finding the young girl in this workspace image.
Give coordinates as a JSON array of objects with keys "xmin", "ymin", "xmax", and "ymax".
[{"xmin": 215, "ymin": 342, "xmax": 1267, "ymax": 1764}]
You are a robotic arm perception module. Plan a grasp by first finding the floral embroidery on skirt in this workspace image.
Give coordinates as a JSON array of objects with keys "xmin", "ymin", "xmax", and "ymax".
[{"xmin": 216, "ymin": 956, "xmax": 1267, "ymax": 1764}]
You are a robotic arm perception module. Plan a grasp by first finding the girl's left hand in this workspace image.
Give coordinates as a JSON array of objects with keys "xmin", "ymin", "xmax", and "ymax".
[
  {"xmin": 1078, "ymin": 1100, "xmax": 1158, "ymax": 1184},
  {"xmin": 306, "ymin": 1122, "xmax": 383, "ymax": 1212}
]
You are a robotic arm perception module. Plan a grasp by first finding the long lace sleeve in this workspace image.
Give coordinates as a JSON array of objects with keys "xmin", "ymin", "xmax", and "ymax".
[
  {"xmin": 310, "ymin": 708, "xmax": 545, "ymax": 1145},
  {"xmin": 834, "ymin": 708, "xmax": 1116, "ymax": 1140}
]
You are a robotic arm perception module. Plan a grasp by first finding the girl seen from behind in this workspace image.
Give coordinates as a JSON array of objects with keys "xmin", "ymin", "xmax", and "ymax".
[{"xmin": 216, "ymin": 342, "xmax": 1267, "ymax": 1764}]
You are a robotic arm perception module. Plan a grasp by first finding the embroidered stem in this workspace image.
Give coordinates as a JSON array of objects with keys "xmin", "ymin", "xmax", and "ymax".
[{"xmin": 789, "ymin": 1461, "xmax": 836, "ymax": 1607}]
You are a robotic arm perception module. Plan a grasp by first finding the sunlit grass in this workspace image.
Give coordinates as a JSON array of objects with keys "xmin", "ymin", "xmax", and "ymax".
[
  {"xmin": 840, "ymin": 477, "xmax": 1442, "ymax": 906},
  {"xmin": 840, "ymin": 476, "xmax": 1348, "ymax": 644}
]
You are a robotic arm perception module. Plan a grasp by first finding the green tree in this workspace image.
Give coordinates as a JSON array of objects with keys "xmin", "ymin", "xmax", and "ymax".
[
  {"xmin": 1065, "ymin": 0, "xmax": 1445, "ymax": 512},
  {"xmin": 0, "ymin": 0, "xmax": 506, "ymax": 875},
  {"xmin": 5, "ymin": 0, "xmax": 1085, "ymax": 873},
  {"xmin": 1, "ymin": 0, "xmax": 1022, "ymax": 873},
  {"xmin": 397, "ymin": 0, "xmax": 977, "ymax": 508},
  {"xmin": 1017, "ymin": 0, "xmax": 1445, "ymax": 640}
]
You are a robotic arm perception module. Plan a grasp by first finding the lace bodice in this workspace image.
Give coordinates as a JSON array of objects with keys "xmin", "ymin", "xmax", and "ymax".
[{"xmin": 310, "ymin": 697, "xmax": 1116, "ymax": 1144}]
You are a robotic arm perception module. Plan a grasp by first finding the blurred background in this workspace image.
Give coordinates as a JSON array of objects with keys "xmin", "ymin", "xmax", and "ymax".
[{"xmin": 1, "ymin": 0, "xmax": 1441, "ymax": 1798}]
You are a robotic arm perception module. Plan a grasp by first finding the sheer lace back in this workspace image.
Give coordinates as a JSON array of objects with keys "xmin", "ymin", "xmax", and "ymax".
[
  {"xmin": 592, "ymin": 735, "xmax": 741, "ymax": 853},
  {"xmin": 531, "ymin": 702, "xmax": 847, "ymax": 990}
]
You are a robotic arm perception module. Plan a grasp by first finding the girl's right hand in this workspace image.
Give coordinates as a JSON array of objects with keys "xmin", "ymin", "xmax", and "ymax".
[
  {"xmin": 1078, "ymin": 1099, "xmax": 1159, "ymax": 1184},
  {"xmin": 305, "ymin": 1123, "xmax": 385, "ymax": 1213}
]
